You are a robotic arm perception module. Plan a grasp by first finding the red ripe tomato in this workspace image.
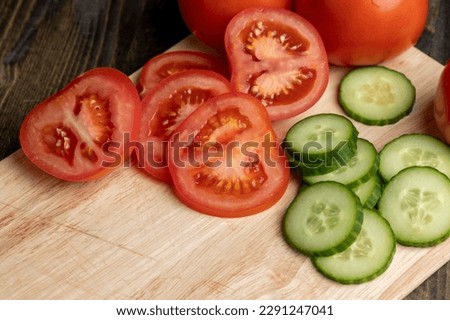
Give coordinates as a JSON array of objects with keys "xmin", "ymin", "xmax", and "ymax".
[
  {"xmin": 225, "ymin": 7, "xmax": 329, "ymax": 121},
  {"xmin": 434, "ymin": 62, "xmax": 450, "ymax": 144},
  {"xmin": 295, "ymin": 0, "xmax": 428, "ymax": 66},
  {"xmin": 177, "ymin": 0, "xmax": 294, "ymax": 50},
  {"xmin": 137, "ymin": 50, "xmax": 229, "ymax": 97},
  {"xmin": 20, "ymin": 68, "xmax": 142, "ymax": 181},
  {"xmin": 168, "ymin": 92, "xmax": 290, "ymax": 217},
  {"xmin": 137, "ymin": 70, "xmax": 232, "ymax": 182}
]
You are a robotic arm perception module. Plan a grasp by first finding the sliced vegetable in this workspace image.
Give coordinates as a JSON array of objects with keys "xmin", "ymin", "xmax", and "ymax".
[
  {"xmin": 20, "ymin": 68, "xmax": 142, "ymax": 181},
  {"xmin": 137, "ymin": 70, "xmax": 232, "ymax": 182},
  {"xmin": 303, "ymin": 138, "xmax": 379, "ymax": 189},
  {"xmin": 283, "ymin": 113, "xmax": 358, "ymax": 176},
  {"xmin": 312, "ymin": 208, "xmax": 396, "ymax": 284},
  {"xmin": 225, "ymin": 7, "xmax": 329, "ymax": 121},
  {"xmin": 378, "ymin": 166, "xmax": 450, "ymax": 247},
  {"xmin": 351, "ymin": 175, "xmax": 383, "ymax": 209},
  {"xmin": 137, "ymin": 50, "xmax": 229, "ymax": 97},
  {"xmin": 379, "ymin": 133, "xmax": 450, "ymax": 182},
  {"xmin": 283, "ymin": 181, "xmax": 363, "ymax": 257},
  {"xmin": 339, "ymin": 66, "xmax": 416, "ymax": 125},
  {"xmin": 168, "ymin": 92, "xmax": 290, "ymax": 217}
]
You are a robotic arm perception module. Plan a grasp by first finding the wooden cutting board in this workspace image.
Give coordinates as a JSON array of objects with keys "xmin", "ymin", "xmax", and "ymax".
[{"xmin": 0, "ymin": 36, "xmax": 448, "ymax": 299}]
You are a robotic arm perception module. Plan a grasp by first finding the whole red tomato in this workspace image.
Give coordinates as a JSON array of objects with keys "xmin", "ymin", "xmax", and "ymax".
[
  {"xmin": 435, "ymin": 62, "xmax": 450, "ymax": 144},
  {"xmin": 295, "ymin": 0, "xmax": 428, "ymax": 66},
  {"xmin": 177, "ymin": 0, "xmax": 294, "ymax": 50}
]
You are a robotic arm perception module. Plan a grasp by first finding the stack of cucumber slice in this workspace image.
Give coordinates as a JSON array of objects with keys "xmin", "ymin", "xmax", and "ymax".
[
  {"xmin": 284, "ymin": 114, "xmax": 382, "ymax": 208},
  {"xmin": 283, "ymin": 114, "xmax": 450, "ymax": 284}
]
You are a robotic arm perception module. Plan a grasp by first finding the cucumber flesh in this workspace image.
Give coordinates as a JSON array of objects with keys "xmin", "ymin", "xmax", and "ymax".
[
  {"xmin": 313, "ymin": 208, "xmax": 396, "ymax": 284},
  {"xmin": 339, "ymin": 66, "xmax": 416, "ymax": 126},
  {"xmin": 283, "ymin": 181, "xmax": 363, "ymax": 257},
  {"xmin": 283, "ymin": 113, "xmax": 358, "ymax": 171},
  {"xmin": 287, "ymin": 150, "xmax": 352, "ymax": 177},
  {"xmin": 378, "ymin": 166, "xmax": 450, "ymax": 247},
  {"xmin": 303, "ymin": 138, "xmax": 379, "ymax": 189},
  {"xmin": 351, "ymin": 175, "xmax": 383, "ymax": 209},
  {"xmin": 379, "ymin": 133, "xmax": 450, "ymax": 182}
]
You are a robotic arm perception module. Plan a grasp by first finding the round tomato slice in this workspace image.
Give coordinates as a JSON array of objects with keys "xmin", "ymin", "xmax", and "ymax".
[
  {"xmin": 137, "ymin": 50, "xmax": 229, "ymax": 97},
  {"xmin": 168, "ymin": 92, "xmax": 290, "ymax": 217},
  {"xmin": 225, "ymin": 7, "xmax": 329, "ymax": 121},
  {"xmin": 19, "ymin": 68, "xmax": 142, "ymax": 181},
  {"xmin": 137, "ymin": 70, "xmax": 232, "ymax": 182}
]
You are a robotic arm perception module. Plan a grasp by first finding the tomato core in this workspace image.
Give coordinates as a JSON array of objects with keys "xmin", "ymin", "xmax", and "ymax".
[
  {"xmin": 239, "ymin": 20, "xmax": 317, "ymax": 108},
  {"xmin": 41, "ymin": 93, "xmax": 114, "ymax": 167},
  {"xmin": 226, "ymin": 7, "xmax": 329, "ymax": 121},
  {"xmin": 149, "ymin": 88, "xmax": 213, "ymax": 138},
  {"xmin": 196, "ymin": 108, "xmax": 251, "ymax": 144}
]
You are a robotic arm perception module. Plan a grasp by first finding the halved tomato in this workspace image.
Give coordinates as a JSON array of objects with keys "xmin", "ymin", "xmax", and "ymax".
[
  {"xmin": 137, "ymin": 70, "xmax": 232, "ymax": 182},
  {"xmin": 168, "ymin": 92, "xmax": 290, "ymax": 217},
  {"xmin": 137, "ymin": 50, "xmax": 229, "ymax": 97},
  {"xmin": 19, "ymin": 68, "xmax": 142, "ymax": 181},
  {"xmin": 225, "ymin": 7, "xmax": 329, "ymax": 121}
]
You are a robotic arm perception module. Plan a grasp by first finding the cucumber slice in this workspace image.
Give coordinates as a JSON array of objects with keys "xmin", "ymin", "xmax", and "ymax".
[
  {"xmin": 303, "ymin": 138, "xmax": 379, "ymax": 189},
  {"xmin": 352, "ymin": 174, "xmax": 382, "ymax": 209},
  {"xmin": 378, "ymin": 166, "xmax": 450, "ymax": 247},
  {"xmin": 283, "ymin": 181, "xmax": 363, "ymax": 257},
  {"xmin": 313, "ymin": 208, "xmax": 396, "ymax": 284},
  {"xmin": 339, "ymin": 66, "xmax": 416, "ymax": 125},
  {"xmin": 283, "ymin": 114, "xmax": 358, "ymax": 173},
  {"xmin": 286, "ymin": 151, "xmax": 347, "ymax": 177},
  {"xmin": 379, "ymin": 133, "xmax": 450, "ymax": 182}
]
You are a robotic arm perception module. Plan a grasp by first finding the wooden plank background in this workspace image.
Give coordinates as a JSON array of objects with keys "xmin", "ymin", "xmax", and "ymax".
[{"xmin": 0, "ymin": 0, "xmax": 449, "ymax": 299}]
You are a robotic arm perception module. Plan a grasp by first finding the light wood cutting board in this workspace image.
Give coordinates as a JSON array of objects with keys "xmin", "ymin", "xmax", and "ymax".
[{"xmin": 0, "ymin": 36, "xmax": 448, "ymax": 299}]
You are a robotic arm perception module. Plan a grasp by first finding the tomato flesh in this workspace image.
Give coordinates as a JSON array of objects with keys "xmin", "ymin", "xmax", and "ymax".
[
  {"xmin": 168, "ymin": 92, "xmax": 290, "ymax": 217},
  {"xmin": 434, "ymin": 62, "xmax": 450, "ymax": 144},
  {"xmin": 137, "ymin": 70, "xmax": 232, "ymax": 182},
  {"xmin": 225, "ymin": 7, "xmax": 329, "ymax": 121},
  {"xmin": 138, "ymin": 51, "xmax": 228, "ymax": 97},
  {"xmin": 20, "ymin": 68, "xmax": 141, "ymax": 181}
]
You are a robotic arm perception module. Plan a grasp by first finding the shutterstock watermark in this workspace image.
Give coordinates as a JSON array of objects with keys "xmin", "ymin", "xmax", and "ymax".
[
  {"xmin": 283, "ymin": 131, "xmax": 352, "ymax": 170},
  {"xmin": 99, "ymin": 131, "xmax": 352, "ymax": 170}
]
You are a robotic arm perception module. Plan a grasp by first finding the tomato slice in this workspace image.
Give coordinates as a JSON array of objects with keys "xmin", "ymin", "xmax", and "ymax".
[
  {"xmin": 137, "ymin": 50, "xmax": 229, "ymax": 97},
  {"xmin": 168, "ymin": 92, "xmax": 290, "ymax": 217},
  {"xmin": 19, "ymin": 68, "xmax": 142, "ymax": 181},
  {"xmin": 137, "ymin": 70, "xmax": 232, "ymax": 182},
  {"xmin": 225, "ymin": 7, "xmax": 329, "ymax": 121}
]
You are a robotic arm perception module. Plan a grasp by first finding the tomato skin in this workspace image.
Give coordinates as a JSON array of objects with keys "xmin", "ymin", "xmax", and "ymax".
[
  {"xmin": 20, "ymin": 68, "xmax": 142, "ymax": 181},
  {"xmin": 168, "ymin": 92, "xmax": 290, "ymax": 217},
  {"xmin": 177, "ymin": 0, "xmax": 294, "ymax": 50},
  {"xmin": 295, "ymin": 0, "xmax": 428, "ymax": 66},
  {"xmin": 137, "ymin": 50, "xmax": 229, "ymax": 97},
  {"xmin": 434, "ymin": 62, "xmax": 450, "ymax": 145},
  {"xmin": 137, "ymin": 69, "xmax": 232, "ymax": 182},
  {"xmin": 225, "ymin": 7, "xmax": 329, "ymax": 121}
]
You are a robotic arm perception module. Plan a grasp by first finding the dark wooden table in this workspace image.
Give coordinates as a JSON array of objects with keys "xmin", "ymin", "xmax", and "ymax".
[{"xmin": 0, "ymin": 0, "xmax": 449, "ymax": 299}]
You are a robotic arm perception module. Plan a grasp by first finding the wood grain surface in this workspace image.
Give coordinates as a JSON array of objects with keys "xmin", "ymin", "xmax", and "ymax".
[{"xmin": 0, "ymin": 0, "xmax": 449, "ymax": 299}]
